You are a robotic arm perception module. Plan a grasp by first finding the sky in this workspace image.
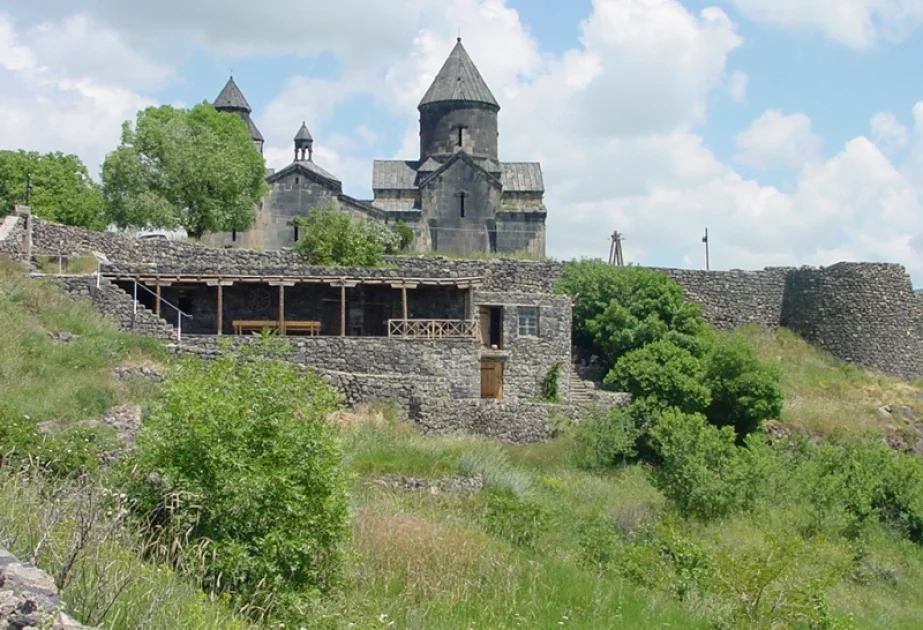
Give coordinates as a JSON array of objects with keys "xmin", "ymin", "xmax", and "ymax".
[{"xmin": 1, "ymin": 0, "xmax": 922, "ymax": 281}]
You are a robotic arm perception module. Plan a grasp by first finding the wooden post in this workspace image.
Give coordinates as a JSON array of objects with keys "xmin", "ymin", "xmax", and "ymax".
[
  {"xmin": 340, "ymin": 284, "xmax": 346, "ymax": 337},
  {"xmin": 155, "ymin": 283, "xmax": 161, "ymax": 316},
  {"xmin": 279, "ymin": 284, "xmax": 286, "ymax": 335},
  {"xmin": 401, "ymin": 285, "xmax": 408, "ymax": 322},
  {"xmin": 217, "ymin": 284, "xmax": 224, "ymax": 335}
]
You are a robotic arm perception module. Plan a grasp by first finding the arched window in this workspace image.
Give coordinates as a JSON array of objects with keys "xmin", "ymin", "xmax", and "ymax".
[
  {"xmin": 459, "ymin": 192, "xmax": 466, "ymax": 218},
  {"xmin": 457, "ymin": 126, "xmax": 464, "ymax": 147}
]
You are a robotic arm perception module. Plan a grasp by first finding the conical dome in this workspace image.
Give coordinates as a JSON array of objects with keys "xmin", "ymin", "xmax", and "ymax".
[
  {"xmin": 419, "ymin": 38, "xmax": 499, "ymax": 110},
  {"xmin": 214, "ymin": 77, "xmax": 252, "ymax": 113}
]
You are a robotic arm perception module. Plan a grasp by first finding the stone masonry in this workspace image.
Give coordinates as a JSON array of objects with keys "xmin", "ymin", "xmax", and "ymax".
[{"xmin": 6, "ymin": 217, "xmax": 923, "ymax": 385}]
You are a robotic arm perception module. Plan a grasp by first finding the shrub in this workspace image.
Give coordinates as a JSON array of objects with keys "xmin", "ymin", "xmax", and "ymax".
[
  {"xmin": 571, "ymin": 405, "xmax": 641, "ymax": 470},
  {"xmin": 479, "ymin": 487, "xmax": 548, "ymax": 549},
  {"xmin": 292, "ymin": 202, "xmax": 394, "ymax": 266},
  {"xmin": 556, "ymin": 261, "xmax": 705, "ymax": 366},
  {"xmin": 606, "ymin": 340, "xmax": 711, "ymax": 415},
  {"xmin": 542, "ymin": 361, "xmax": 563, "ymax": 402},
  {"xmin": 393, "ymin": 221, "xmax": 415, "ymax": 251},
  {"xmin": 703, "ymin": 335, "xmax": 783, "ymax": 440},
  {"xmin": 648, "ymin": 409, "xmax": 761, "ymax": 520},
  {"xmin": 118, "ymin": 344, "xmax": 349, "ymax": 622}
]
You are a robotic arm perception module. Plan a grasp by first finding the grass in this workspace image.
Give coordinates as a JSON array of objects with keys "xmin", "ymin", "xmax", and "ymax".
[
  {"xmin": 733, "ymin": 325, "xmax": 923, "ymax": 435},
  {"xmin": 0, "ymin": 258, "xmax": 165, "ymax": 422},
  {"xmin": 0, "ymin": 471, "xmax": 256, "ymax": 630}
]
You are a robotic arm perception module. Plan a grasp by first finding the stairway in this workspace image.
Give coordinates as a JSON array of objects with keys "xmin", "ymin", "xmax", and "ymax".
[{"xmin": 567, "ymin": 362, "xmax": 600, "ymax": 405}]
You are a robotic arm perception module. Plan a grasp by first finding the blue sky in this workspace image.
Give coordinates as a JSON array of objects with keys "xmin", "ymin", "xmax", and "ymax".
[{"xmin": 1, "ymin": 0, "xmax": 922, "ymax": 281}]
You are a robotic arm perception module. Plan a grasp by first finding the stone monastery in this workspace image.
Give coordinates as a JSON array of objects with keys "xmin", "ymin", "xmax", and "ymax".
[{"xmin": 201, "ymin": 39, "xmax": 547, "ymax": 257}]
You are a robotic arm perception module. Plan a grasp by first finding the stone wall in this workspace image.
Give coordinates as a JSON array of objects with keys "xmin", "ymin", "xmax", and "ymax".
[
  {"xmin": 657, "ymin": 266, "xmax": 791, "ymax": 328},
  {"xmin": 172, "ymin": 335, "xmax": 480, "ymax": 406},
  {"xmin": 57, "ymin": 276, "xmax": 176, "ymax": 340},
  {"xmin": 476, "ymin": 290, "xmax": 572, "ymax": 401},
  {"xmin": 781, "ymin": 263, "xmax": 923, "ymax": 380},
  {"xmin": 14, "ymin": 219, "xmax": 923, "ymax": 380},
  {"xmin": 0, "ymin": 548, "xmax": 97, "ymax": 629},
  {"xmin": 410, "ymin": 398, "xmax": 579, "ymax": 443}
]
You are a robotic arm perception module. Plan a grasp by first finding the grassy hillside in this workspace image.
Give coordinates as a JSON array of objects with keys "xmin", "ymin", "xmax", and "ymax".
[{"xmin": 3, "ymin": 260, "xmax": 923, "ymax": 629}]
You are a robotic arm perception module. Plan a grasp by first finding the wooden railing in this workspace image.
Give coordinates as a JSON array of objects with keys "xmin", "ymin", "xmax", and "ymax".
[{"xmin": 388, "ymin": 319, "xmax": 478, "ymax": 339}]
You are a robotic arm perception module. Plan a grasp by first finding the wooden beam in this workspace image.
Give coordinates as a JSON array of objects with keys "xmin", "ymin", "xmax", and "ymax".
[
  {"xmin": 340, "ymin": 284, "xmax": 346, "ymax": 337},
  {"xmin": 402, "ymin": 285, "xmax": 408, "ymax": 322},
  {"xmin": 155, "ymin": 284, "xmax": 161, "ymax": 316},
  {"xmin": 279, "ymin": 284, "xmax": 286, "ymax": 335},
  {"xmin": 217, "ymin": 284, "xmax": 224, "ymax": 335}
]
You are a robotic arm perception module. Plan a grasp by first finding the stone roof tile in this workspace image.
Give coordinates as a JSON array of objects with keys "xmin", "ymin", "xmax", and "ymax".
[{"xmin": 419, "ymin": 39, "xmax": 499, "ymax": 109}]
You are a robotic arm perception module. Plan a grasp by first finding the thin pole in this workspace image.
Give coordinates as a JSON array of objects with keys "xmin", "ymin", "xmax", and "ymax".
[
  {"xmin": 402, "ymin": 285, "xmax": 408, "ymax": 322},
  {"xmin": 155, "ymin": 284, "xmax": 161, "ymax": 316},
  {"xmin": 217, "ymin": 284, "xmax": 224, "ymax": 335},
  {"xmin": 702, "ymin": 228, "xmax": 710, "ymax": 271},
  {"xmin": 278, "ymin": 285, "xmax": 286, "ymax": 335},
  {"xmin": 340, "ymin": 284, "xmax": 346, "ymax": 337},
  {"xmin": 133, "ymin": 281, "xmax": 138, "ymax": 315}
]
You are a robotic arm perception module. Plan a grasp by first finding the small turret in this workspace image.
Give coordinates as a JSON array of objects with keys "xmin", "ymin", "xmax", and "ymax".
[{"xmin": 294, "ymin": 122, "xmax": 314, "ymax": 162}]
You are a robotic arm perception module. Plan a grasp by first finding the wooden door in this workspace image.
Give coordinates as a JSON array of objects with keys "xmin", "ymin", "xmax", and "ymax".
[{"xmin": 480, "ymin": 360, "xmax": 503, "ymax": 400}]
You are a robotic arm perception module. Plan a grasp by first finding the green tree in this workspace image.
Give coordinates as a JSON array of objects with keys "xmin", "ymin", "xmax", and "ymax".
[
  {"xmin": 292, "ymin": 202, "xmax": 396, "ymax": 266},
  {"xmin": 118, "ymin": 342, "xmax": 349, "ymax": 620},
  {"xmin": 606, "ymin": 340, "xmax": 711, "ymax": 415},
  {"xmin": 703, "ymin": 335, "xmax": 783, "ymax": 439},
  {"xmin": 100, "ymin": 103, "xmax": 267, "ymax": 238},
  {"xmin": 556, "ymin": 261, "xmax": 706, "ymax": 367},
  {"xmin": 0, "ymin": 150, "xmax": 105, "ymax": 228},
  {"xmin": 393, "ymin": 220, "xmax": 415, "ymax": 251}
]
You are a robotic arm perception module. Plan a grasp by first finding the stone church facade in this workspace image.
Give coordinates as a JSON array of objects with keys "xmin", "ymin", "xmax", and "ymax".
[{"xmin": 202, "ymin": 39, "xmax": 547, "ymax": 257}]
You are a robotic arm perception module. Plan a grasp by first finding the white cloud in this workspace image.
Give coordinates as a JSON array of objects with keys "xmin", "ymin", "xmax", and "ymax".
[
  {"xmin": 728, "ymin": 70, "xmax": 748, "ymax": 102},
  {"xmin": 870, "ymin": 112, "xmax": 910, "ymax": 154},
  {"xmin": 18, "ymin": 0, "xmax": 443, "ymax": 61},
  {"xmin": 724, "ymin": 0, "xmax": 923, "ymax": 48},
  {"xmin": 0, "ymin": 13, "xmax": 155, "ymax": 172},
  {"xmin": 733, "ymin": 109, "xmax": 822, "ymax": 170}
]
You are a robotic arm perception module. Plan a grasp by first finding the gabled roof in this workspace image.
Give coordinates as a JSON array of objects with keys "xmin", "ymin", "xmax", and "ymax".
[
  {"xmin": 418, "ymin": 151, "xmax": 502, "ymax": 190},
  {"xmin": 266, "ymin": 160, "xmax": 341, "ymax": 191},
  {"xmin": 372, "ymin": 159, "xmax": 544, "ymax": 193},
  {"xmin": 214, "ymin": 77, "xmax": 252, "ymax": 113},
  {"xmin": 294, "ymin": 122, "xmax": 313, "ymax": 142},
  {"xmin": 419, "ymin": 38, "xmax": 499, "ymax": 110}
]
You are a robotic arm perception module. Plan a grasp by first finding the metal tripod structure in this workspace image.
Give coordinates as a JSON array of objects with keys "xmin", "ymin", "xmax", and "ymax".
[{"xmin": 608, "ymin": 231, "xmax": 624, "ymax": 266}]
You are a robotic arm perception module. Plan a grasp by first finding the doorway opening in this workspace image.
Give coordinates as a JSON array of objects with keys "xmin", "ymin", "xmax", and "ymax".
[{"xmin": 479, "ymin": 306, "xmax": 503, "ymax": 349}]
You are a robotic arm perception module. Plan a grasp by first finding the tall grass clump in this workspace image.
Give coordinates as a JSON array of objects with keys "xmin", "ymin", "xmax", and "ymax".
[{"xmin": 0, "ymin": 470, "xmax": 255, "ymax": 630}]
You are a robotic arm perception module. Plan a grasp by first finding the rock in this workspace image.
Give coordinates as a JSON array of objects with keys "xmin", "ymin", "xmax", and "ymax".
[
  {"xmin": 0, "ymin": 548, "xmax": 100, "ymax": 630},
  {"xmin": 877, "ymin": 405, "xmax": 893, "ymax": 419},
  {"xmin": 99, "ymin": 405, "xmax": 143, "ymax": 448}
]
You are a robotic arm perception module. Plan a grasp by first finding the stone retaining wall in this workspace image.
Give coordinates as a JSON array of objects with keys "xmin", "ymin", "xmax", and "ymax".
[
  {"xmin": 56, "ymin": 276, "xmax": 176, "ymax": 340},
  {"xmin": 409, "ymin": 398, "xmax": 583, "ymax": 443}
]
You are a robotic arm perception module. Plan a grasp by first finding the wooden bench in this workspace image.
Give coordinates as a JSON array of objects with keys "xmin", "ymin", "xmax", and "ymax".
[
  {"xmin": 284, "ymin": 320, "xmax": 321, "ymax": 336},
  {"xmin": 232, "ymin": 320, "xmax": 321, "ymax": 336},
  {"xmin": 233, "ymin": 320, "xmax": 279, "ymax": 335}
]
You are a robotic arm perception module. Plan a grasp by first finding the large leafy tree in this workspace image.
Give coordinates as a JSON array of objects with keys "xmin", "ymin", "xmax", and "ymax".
[
  {"xmin": 0, "ymin": 150, "xmax": 105, "ymax": 228},
  {"xmin": 101, "ymin": 103, "xmax": 267, "ymax": 239}
]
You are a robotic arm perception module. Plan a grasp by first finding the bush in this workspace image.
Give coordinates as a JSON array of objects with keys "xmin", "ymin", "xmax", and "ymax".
[
  {"xmin": 703, "ymin": 335, "xmax": 783, "ymax": 439},
  {"xmin": 118, "ymin": 343, "xmax": 349, "ymax": 622},
  {"xmin": 479, "ymin": 487, "xmax": 548, "ymax": 549},
  {"xmin": 571, "ymin": 405, "xmax": 641, "ymax": 470},
  {"xmin": 648, "ymin": 409, "xmax": 762, "ymax": 520},
  {"xmin": 606, "ymin": 340, "xmax": 711, "ymax": 415},
  {"xmin": 542, "ymin": 361, "xmax": 563, "ymax": 402},
  {"xmin": 556, "ymin": 261, "xmax": 705, "ymax": 366},
  {"xmin": 393, "ymin": 221, "xmax": 414, "ymax": 251},
  {"xmin": 292, "ymin": 202, "xmax": 396, "ymax": 266}
]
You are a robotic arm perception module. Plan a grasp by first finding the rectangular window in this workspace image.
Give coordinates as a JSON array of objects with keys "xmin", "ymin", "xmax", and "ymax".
[
  {"xmin": 294, "ymin": 225, "xmax": 300, "ymax": 242},
  {"xmin": 517, "ymin": 306, "xmax": 539, "ymax": 337}
]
